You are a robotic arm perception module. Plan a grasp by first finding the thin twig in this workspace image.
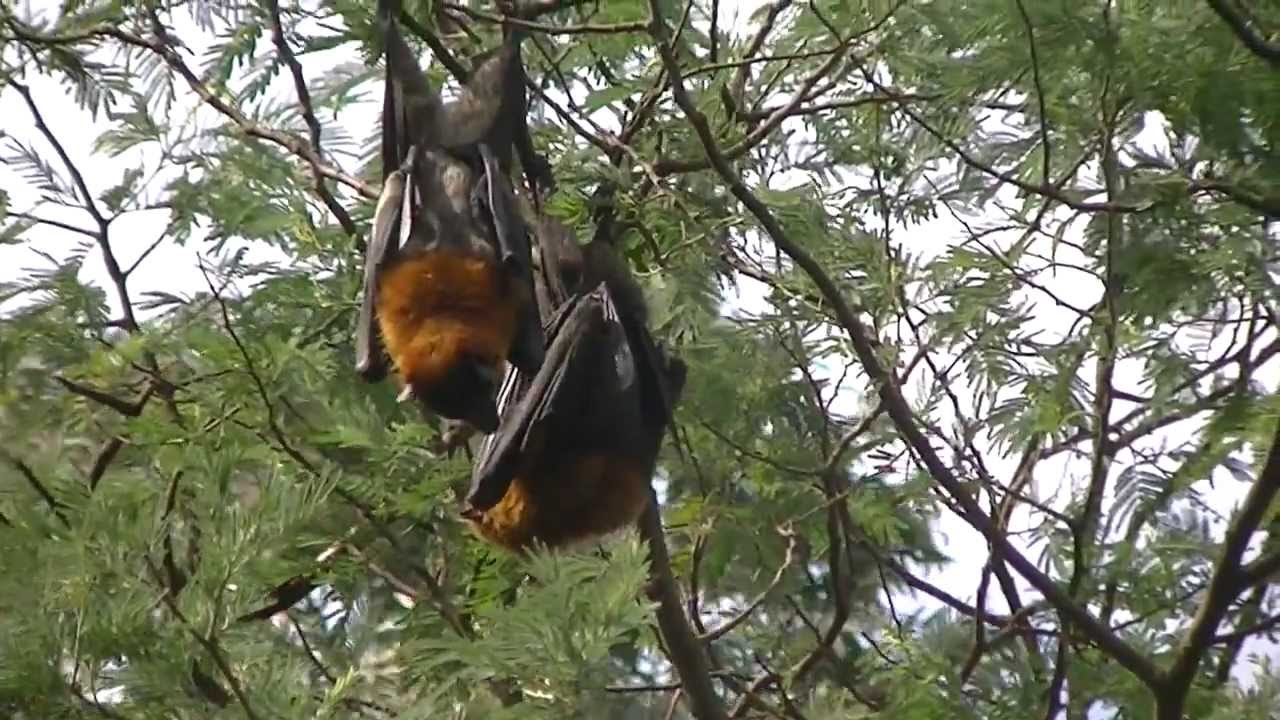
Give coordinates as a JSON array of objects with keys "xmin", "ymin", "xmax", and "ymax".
[
  {"xmin": 1013, "ymin": 0, "xmax": 1051, "ymax": 186},
  {"xmin": 5, "ymin": 19, "xmax": 376, "ymax": 206},
  {"xmin": 5, "ymin": 454, "xmax": 70, "ymax": 527},
  {"xmin": 697, "ymin": 527, "xmax": 797, "ymax": 642},
  {"xmin": 145, "ymin": 558, "xmax": 262, "ymax": 720},
  {"xmin": 265, "ymin": 0, "xmax": 359, "ymax": 239}
]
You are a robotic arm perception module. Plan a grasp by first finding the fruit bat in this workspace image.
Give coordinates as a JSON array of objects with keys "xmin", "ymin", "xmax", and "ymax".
[
  {"xmin": 462, "ymin": 217, "xmax": 688, "ymax": 550},
  {"xmin": 355, "ymin": 0, "xmax": 544, "ymax": 432}
]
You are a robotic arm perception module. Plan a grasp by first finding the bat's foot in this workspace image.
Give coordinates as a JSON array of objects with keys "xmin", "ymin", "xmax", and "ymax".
[{"xmin": 429, "ymin": 419, "xmax": 474, "ymax": 458}]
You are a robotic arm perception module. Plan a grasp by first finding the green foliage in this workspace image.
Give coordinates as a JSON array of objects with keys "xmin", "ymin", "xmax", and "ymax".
[{"xmin": 1, "ymin": 0, "xmax": 1278, "ymax": 718}]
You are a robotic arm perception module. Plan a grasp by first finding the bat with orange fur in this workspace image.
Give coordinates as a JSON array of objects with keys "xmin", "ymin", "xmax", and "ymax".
[
  {"xmin": 355, "ymin": 0, "xmax": 543, "ymax": 432},
  {"xmin": 462, "ymin": 217, "xmax": 687, "ymax": 550}
]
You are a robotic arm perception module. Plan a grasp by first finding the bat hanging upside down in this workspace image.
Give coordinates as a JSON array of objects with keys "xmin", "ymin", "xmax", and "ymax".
[
  {"xmin": 463, "ymin": 218, "xmax": 688, "ymax": 551},
  {"xmin": 355, "ymin": 0, "xmax": 547, "ymax": 432}
]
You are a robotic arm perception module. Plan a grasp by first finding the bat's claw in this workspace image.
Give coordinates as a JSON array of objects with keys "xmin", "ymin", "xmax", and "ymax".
[{"xmin": 429, "ymin": 419, "xmax": 474, "ymax": 459}]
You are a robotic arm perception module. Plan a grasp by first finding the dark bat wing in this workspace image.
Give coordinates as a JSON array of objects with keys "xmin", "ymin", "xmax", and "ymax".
[
  {"xmin": 617, "ymin": 312, "xmax": 686, "ymax": 431},
  {"xmin": 378, "ymin": 0, "xmax": 425, "ymax": 171},
  {"xmin": 466, "ymin": 285, "xmax": 626, "ymax": 511},
  {"xmin": 359, "ymin": 0, "xmax": 420, "ymax": 381},
  {"xmin": 531, "ymin": 217, "xmax": 582, "ymax": 319},
  {"xmin": 620, "ymin": 314, "xmax": 688, "ymax": 468},
  {"xmin": 478, "ymin": 144, "xmax": 527, "ymax": 273},
  {"xmin": 355, "ymin": 158, "xmax": 412, "ymax": 380},
  {"xmin": 475, "ymin": 144, "xmax": 544, "ymax": 375}
]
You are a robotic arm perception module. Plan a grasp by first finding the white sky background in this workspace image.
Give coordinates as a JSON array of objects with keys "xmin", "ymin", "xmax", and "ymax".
[{"xmin": 3, "ymin": 0, "xmax": 1279, "ymax": 695}]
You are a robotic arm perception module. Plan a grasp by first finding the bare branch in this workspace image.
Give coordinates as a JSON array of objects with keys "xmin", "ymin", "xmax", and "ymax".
[
  {"xmin": 10, "ymin": 79, "xmax": 142, "ymax": 330},
  {"xmin": 8, "ymin": 210, "xmax": 97, "ymax": 238},
  {"xmin": 55, "ymin": 376, "xmax": 151, "ymax": 417},
  {"xmin": 86, "ymin": 437, "xmax": 125, "ymax": 491},
  {"xmin": 265, "ymin": 0, "xmax": 359, "ymax": 239},
  {"xmin": 9, "ymin": 81, "xmax": 108, "ymax": 227},
  {"xmin": 1013, "ymin": 0, "xmax": 1052, "ymax": 186}
]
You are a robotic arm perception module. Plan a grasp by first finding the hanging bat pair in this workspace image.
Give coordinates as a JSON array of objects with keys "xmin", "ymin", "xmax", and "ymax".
[{"xmin": 356, "ymin": 0, "xmax": 685, "ymax": 552}]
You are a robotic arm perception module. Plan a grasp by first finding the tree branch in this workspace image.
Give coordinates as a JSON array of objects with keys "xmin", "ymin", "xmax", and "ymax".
[
  {"xmin": 1204, "ymin": 0, "xmax": 1280, "ymax": 66},
  {"xmin": 697, "ymin": 527, "xmax": 797, "ymax": 642},
  {"xmin": 4, "ymin": 453, "xmax": 70, "ymax": 527},
  {"xmin": 639, "ymin": 489, "xmax": 728, "ymax": 720},
  {"xmin": 54, "ymin": 376, "xmax": 151, "ymax": 417},
  {"xmin": 145, "ymin": 558, "xmax": 262, "ymax": 720},
  {"xmin": 264, "ymin": 0, "xmax": 359, "ymax": 240},
  {"xmin": 648, "ymin": 0, "xmax": 1162, "ymax": 690},
  {"xmin": 1158, "ymin": 418, "xmax": 1280, "ymax": 718},
  {"xmin": 4, "ymin": 18, "xmax": 376, "ymax": 207}
]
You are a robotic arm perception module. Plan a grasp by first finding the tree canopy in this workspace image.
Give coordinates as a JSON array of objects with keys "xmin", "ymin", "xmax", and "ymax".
[{"xmin": 1, "ymin": 1, "xmax": 1278, "ymax": 719}]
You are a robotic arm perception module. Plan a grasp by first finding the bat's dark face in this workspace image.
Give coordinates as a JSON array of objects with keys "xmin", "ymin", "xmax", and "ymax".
[{"xmin": 409, "ymin": 355, "xmax": 501, "ymax": 433}]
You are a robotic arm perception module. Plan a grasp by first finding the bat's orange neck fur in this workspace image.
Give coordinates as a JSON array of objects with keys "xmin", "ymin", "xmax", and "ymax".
[
  {"xmin": 376, "ymin": 250, "xmax": 517, "ymax": 391},
  {"xmin": 466, "ymin": 454, "xmax": 650, "ymax": 551}
]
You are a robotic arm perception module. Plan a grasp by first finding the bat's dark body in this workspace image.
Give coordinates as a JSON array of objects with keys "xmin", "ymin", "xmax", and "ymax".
[
  {"xmin": 464, "ymin": 219, "xmax": 687, "ymax": 550},
  {"xmin": 355, "ymin": 0, "xmax": 544, "ymax": 432}
]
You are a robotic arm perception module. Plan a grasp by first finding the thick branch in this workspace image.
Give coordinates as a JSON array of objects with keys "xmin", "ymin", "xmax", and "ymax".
[
  {"xmin": 1204, "ymin": 0, "xmax": 1280, "ymax": 66},
  {"xmin": 1158, "ymin": 418, "xmax": 1280, "ymax": 717},
  {"xmin": 54, "ymin": 376, "xmax": 151, "ymax": 417},
  {"xmin": 639, "ymin": 490, "xmax": 728, "ymax": 720}
]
